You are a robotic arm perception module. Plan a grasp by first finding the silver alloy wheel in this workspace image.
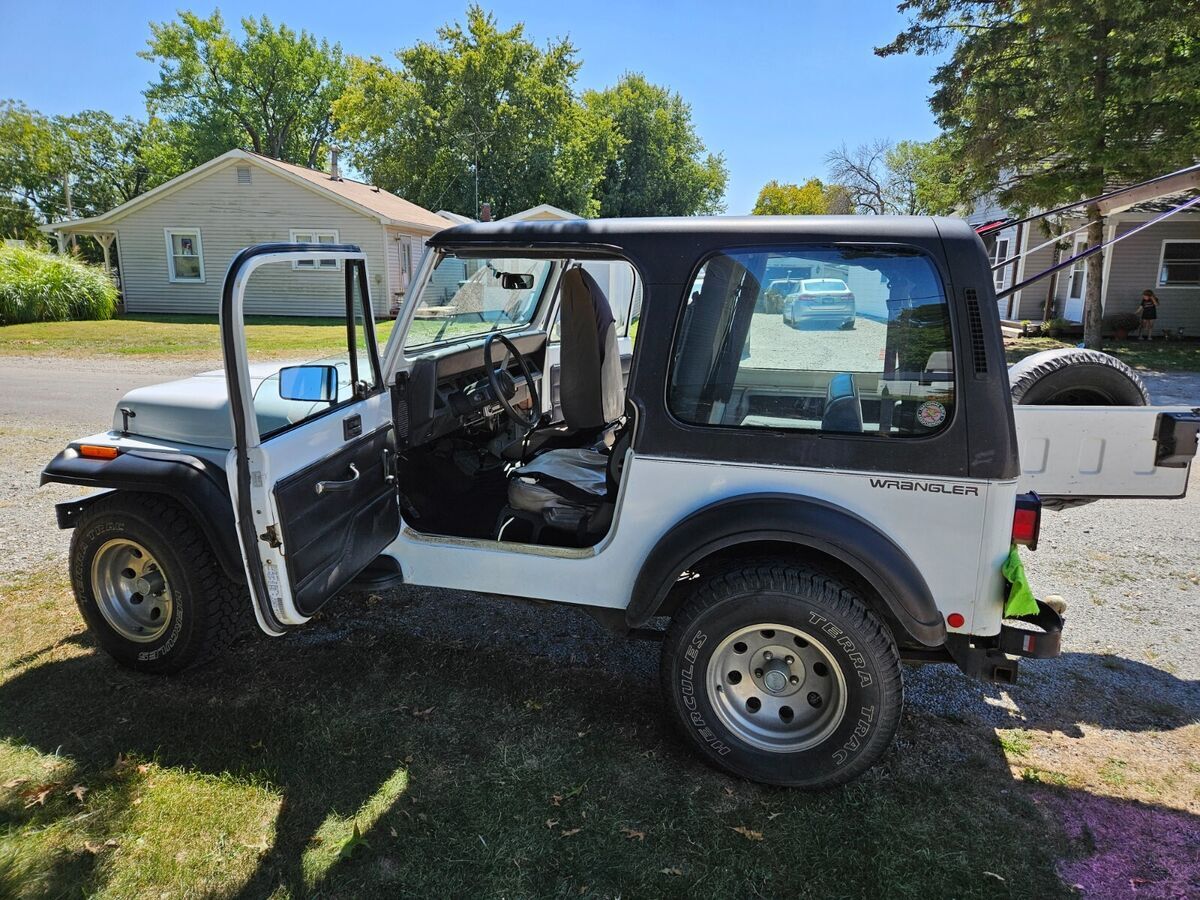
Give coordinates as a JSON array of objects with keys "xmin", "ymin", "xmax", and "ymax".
[
  {"xmin": 705, "ymin": 622, "xmax": 848, "ymax": 753},
  {"xmin": 90, "ymin": 539, "xmax": 174, "ymax": 643}
]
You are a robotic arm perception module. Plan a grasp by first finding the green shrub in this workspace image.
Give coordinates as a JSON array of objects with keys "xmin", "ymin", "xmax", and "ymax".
[{"xmin": 0, "ymin": 245, "xmax": 119, "ymax": 325}]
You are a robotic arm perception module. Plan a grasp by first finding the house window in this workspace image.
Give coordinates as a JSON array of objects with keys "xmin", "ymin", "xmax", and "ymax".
[
  {"xmin": 991, "ymin": 237, "xmax": 1010, "ymax": 290},
  {"xmin": 164, "ymin": 228, "xmax": 204, "ymax": 283},
  {"xmin": 290, "ymin": 229, "xmax": 340, "ymax": 269},
  {"xmin": 1158, "ymin": 241, "xmax": 1200, "ymax": 287},
  {"xmin": 1067, "ymin": 238, "xmax": 1089, "ymax": 300}
]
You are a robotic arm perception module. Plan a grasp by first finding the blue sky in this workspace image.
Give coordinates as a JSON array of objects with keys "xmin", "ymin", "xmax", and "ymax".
[{"xmin": 0, "ymin": 0, "xmax": 943, "ymax": 214}]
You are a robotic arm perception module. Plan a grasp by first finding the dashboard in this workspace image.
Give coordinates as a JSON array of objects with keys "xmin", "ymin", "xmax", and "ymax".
[{"xmin": 398, "ymin": 331, "xmax": 547, "ymax": 447}]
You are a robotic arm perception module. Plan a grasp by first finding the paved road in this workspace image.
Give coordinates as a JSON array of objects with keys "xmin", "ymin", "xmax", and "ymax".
[{"xmin": 2, "ymin": 355, "xmax": 214, "ymax": 425}]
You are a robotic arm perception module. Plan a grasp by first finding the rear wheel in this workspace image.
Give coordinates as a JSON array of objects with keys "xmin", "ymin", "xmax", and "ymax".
[
  {"xmin": 70, "ymin": 492, "xmax": 247, "ymax": 673},
  {"xmin": 660, "ymin": 563, "xmax": 902, "ymax": 788}
]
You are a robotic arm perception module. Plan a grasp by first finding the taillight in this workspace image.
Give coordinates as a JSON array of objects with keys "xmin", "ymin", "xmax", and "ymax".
[{"xmin": 1012, "ymin": 492, "xmax": 1041, "ymax": 550}]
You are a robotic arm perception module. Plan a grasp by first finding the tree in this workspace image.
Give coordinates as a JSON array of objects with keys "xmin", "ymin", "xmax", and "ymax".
[
  {"xmin": 335, "ymin": 6, "xmax": 617, "ymax": 218},
  {"xmin": 141, "ymin": 11, "xmax": 348, "ymax": 167},
  {"xmin": 583, "ymin": 74, "xmax": 727, "ymax": 216},
  {"xmin": 824, "ymin": 138, "xmax": 964, "ymax": 215},
  {"xmin": 878, "ymin": 0, "xmax": 1200, "ymax": 347},
  {"xmin": 0, "ymin": 101, "xmax": 65, "ymax": 240},
  {"xmin": 0, "ymin": 103, "xmax": 186, "ymax": 242},
  {"xmin": 751, "ymin": 178, "xmax": 829, "ymax": 215}
]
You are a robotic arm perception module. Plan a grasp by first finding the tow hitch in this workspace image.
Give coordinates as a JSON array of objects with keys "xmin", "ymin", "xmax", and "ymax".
[{"xmin": 943, "ymin": 598, "xmax": 1064, "ymax": 684}]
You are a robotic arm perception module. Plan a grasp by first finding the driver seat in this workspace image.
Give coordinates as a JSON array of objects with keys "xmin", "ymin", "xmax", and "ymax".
[{"xmin": 503, "ymin": 266, "xmax": 626, "ymax": 541}]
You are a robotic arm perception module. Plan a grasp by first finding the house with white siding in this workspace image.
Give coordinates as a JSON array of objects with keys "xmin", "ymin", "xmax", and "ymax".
[
  {"xmin": 42, "ymin": 149, "xmax": 447, "ymax": 318},
  {"xmin": 968, "ymin": 192, "xmax": 1200, "ymax": 336}
]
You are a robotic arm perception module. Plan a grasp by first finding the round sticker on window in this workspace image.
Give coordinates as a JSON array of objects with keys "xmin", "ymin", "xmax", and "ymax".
[{"xmin": 916, "ymin": 400, "xmax": 946, "ymax": 428}]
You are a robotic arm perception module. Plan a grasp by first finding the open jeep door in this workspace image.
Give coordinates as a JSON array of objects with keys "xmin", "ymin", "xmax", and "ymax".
[{"xmin": 221, "ymin": 244, "xmax": 400, "ymax": 635}]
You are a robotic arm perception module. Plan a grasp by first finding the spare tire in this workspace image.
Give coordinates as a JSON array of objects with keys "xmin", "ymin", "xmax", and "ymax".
[{"xmin": 1009, "ymin": 348, "xmax": 1150, "ymax": 406}]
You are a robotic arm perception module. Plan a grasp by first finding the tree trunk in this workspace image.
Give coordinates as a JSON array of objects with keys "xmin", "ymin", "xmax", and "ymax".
[{"xmin": 1082, "ymin": 203, "xmax": 1105, "ymax": 349}]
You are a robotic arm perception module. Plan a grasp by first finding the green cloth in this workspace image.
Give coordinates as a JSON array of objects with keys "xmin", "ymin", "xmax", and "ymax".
[{"xmin": 1001, "ymin": 544, "xmax": 1039, "ymax": 618}]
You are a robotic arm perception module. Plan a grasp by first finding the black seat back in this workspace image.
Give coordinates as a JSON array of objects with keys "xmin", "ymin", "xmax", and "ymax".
[
  {"xmin": 559, "ymin": 266, "xmax": 624, "ymax": 430},
  {"xmin": 821, "ymin": 372, "xmax": 863, "ymax": 433}
]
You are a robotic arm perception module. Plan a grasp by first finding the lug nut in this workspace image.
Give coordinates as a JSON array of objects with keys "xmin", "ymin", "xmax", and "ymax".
[
  {"xmin": 785, "ymin": 655, "xmax": 794, "ymax": 665},
  {"xmin": 763, "ymin": 651, "xmax": 773, "ymax": 661},
  {"xmin": 790, "ymin": 675, "xmax": 799, "ymax": 684}
]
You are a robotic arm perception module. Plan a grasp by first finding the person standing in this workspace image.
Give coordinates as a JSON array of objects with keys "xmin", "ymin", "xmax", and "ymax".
[{"xmin": 1136, "ymin": 289, "xmax": 1159, "ymax": 340}]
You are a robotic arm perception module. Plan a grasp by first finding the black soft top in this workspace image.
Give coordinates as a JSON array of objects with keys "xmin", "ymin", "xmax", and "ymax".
[{"xmin": 429, "ymin": 215, "xmax": 976, "ymax": 251}]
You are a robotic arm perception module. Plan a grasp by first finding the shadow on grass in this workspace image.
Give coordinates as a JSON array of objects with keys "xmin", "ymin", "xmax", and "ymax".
[{"xmin": 1, "ymin": 595, "xmax": 1196, "ymax": 898}]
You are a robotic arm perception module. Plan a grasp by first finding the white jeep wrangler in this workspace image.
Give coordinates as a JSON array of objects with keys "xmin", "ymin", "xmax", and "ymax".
[{"xmin": 42, "ymin": 217, "xmax": 1198, "ymax": 788}]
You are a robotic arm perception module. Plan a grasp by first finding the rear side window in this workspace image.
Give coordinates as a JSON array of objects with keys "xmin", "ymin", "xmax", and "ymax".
[{"xmin": 668, "ymin": 245, "xmax": 954, "ymax": 437}]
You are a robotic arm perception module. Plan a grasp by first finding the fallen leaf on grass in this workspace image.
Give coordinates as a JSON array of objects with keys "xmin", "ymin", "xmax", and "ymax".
[
  {"xmin": 621, "ymin": 827, "xmax": 646, "ymax": 841},
  {"xmin": 550, "ymin": 794, "xmax": 563, "ymax": 806},
  {"xmin": 22, "ymin": 783, "xmax": 60, "ymax": 808},
  {"xmin": 411, "ymin": 707, "xmax": 435, "ymax": 719},
  {"xmin": 984, "ymin": 872, "xmax": 1005, "ymax": 882},
  {"xmin": 3, "ymin": 778, "xmax": 25, "ymax": 789},
  {"xmin": 69, "ymin": 784, "xmax": 88, "ymax": 803},
  {"xmin": 731, "ymin": 826, "xmax": 763, "ymax": 841},
  {"xmin": 546, "ymin": 819, "xmax": 559, "ymax": 829},
  {"xmin": 660, "ymin": 867, "xmax": 684, "ymax": 876},
  {"xmin": 524, "ymin": 699, "xmax": 543, "ymax": 710},
  {"xmin": 84, "ymin": 839, "xmax": 118, "ymax": 855},
  {"xmin": 560, "ymin": 828, "xmax": 582, "ymax": 837}
]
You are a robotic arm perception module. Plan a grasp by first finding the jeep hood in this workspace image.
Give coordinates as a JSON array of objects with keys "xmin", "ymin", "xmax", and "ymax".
[{"xmin": 112, "ymin": 364, "xmax": 310, "ymax": 450}]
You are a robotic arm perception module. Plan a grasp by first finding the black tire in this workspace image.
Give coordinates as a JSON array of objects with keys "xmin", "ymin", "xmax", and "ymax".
[
  {"xmin": 1008, "ymin": 348, "xmax": 1149, "ymax": 406},
  {"xmin": 660, "ymin": 563, "xmax": 903, "ymax": 788},
  {"xmin": 70, "ymin": 492, "xmax": 248, "ymax": 674}
]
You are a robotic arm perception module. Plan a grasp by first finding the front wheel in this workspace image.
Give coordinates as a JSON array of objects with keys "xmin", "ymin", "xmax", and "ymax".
[
  {"xmin": 70, "ymin": 492, "xmax": 248, "ymax": 674},
  {"xmin": 660, "ymin": 564, "xmax": 902, "ymax": 788}
]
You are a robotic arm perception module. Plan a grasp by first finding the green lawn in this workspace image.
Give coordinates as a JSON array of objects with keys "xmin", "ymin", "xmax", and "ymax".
[
  {"xmin": 0, "ymin": 315, "xmax": 395, "ymax": 360},
  {"xmin": 1006, "ymin": 335, "xmax": 1200, "ymax": 372},
  {"xmin": 0, "ymin": 568, "xmax": 1088, "ymax": 900}
]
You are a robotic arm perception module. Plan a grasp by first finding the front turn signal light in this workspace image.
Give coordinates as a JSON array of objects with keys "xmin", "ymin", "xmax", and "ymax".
[{"xmin": 78, "ymin": 445, "xmax": 120, "ymax": 460}]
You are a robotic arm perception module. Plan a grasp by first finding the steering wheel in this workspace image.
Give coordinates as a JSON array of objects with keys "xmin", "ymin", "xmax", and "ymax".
[{"xmin": 483, "ymin": 333, "xmax": 541, "ymax": 430}]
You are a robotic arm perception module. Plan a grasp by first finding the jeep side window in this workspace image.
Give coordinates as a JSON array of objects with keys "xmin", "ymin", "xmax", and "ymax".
[
  {"xmin": 249, "ymin": 259, "xmax": 382, "ymax": 438},
  {"xmin": 667, "ymin": 245, "xmax": 954, "ymax": 437}
]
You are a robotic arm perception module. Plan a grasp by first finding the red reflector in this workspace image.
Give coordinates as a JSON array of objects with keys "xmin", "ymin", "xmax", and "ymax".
[
  {"xmin": 79, "ymin": 445, "xmax": 120, "ymax": 460},
  {"xmin": 947, "ymin": 612, "xmax": 965, "ymax": 629}
]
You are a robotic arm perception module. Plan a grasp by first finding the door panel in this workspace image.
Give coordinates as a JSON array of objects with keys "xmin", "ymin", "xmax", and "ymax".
[
  {"xmin": 274, "ymin": 426, "xmax": 398, "ymax": 616},
  {"xmin": 221, "ymin": 245, "xmax": 400, "ymax": 633}
]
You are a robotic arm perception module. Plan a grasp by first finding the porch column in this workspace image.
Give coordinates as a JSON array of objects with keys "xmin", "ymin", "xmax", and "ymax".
[{"xmin": 93, "ymin": 232, "xmax": 115, "ymax": 277}]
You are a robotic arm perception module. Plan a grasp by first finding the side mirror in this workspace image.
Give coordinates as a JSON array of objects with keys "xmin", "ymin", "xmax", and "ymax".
[
  {"xmin": 278, "ymin": 365, "xmax": 337, "ymax": 402},
  {"xmin": 500, "ymin": 272, "xmax": 535, "ymax": 290}
]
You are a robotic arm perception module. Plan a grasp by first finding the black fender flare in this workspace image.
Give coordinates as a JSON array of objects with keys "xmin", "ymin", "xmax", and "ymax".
[
  {"xmin": 627, "ymin": 493, "xmax": 947, "ymax": 647},
  {"xmin": 41, "ymin": 448, "xmax": 244, "ymax": 583}
]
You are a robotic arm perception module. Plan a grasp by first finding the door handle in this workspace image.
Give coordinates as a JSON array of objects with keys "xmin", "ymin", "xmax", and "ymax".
[
  {"xmin": 382, "ymin": 448, "xmax": 396, "ymax": 484},
  {"xmin": 315, "ymin": 463, "xmax": 360, "ymax": 496}
]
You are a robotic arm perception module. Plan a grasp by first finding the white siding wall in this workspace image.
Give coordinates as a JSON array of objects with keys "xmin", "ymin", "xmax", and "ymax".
[
  {"xmin": 1010, "ymin": 232, "xmax": 1057, "ymax": 321},
  {"xmin": 1105, "ymin": 218, "xmax": 1200, "ymax": 335},
  {"xmin": 113, "ymin": 160, "xmax": 390, "ymax": 316}
]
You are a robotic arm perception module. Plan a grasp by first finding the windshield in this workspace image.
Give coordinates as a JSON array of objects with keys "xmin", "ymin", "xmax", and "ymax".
[{"xmin": 405, "ymin": 255, "xmax": 552, "ymax": 348}]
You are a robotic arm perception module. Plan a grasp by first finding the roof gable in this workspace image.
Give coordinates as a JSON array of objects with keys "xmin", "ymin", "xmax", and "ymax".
[{"xmin": 46, "ymin": 148, "xmax": 446, "ymax": 234}]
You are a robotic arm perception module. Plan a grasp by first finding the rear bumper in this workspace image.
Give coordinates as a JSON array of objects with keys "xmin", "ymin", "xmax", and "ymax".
[{"xmin": 903, "ymin": 599, "xmax": 1064, "ymax": 684}]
